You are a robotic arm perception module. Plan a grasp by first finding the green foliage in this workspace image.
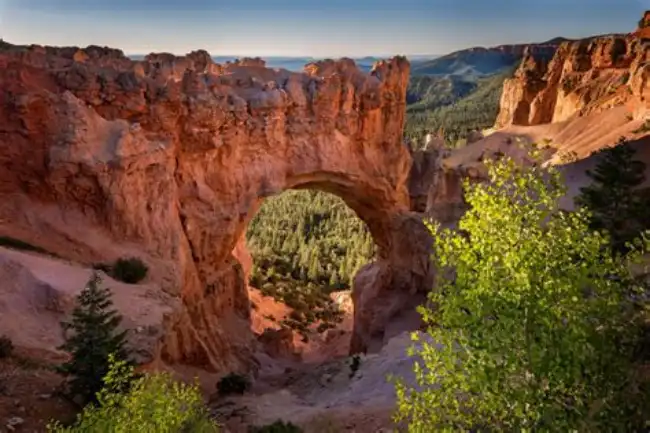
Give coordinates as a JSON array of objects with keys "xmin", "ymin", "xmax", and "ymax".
[
  {"xmin": 576, "ymin": 139, "xmax": 650, "ymax": 255},
  {"xmin": 110, "ymin": 257, "xmax": 149, "ymax": 284},
  {"xmin": 619, "ymin": 71, "xmax": 631, "ymax": 85},
  {"xmin": 404, "ymin": 68, "xmax": 513, "ymax": 148},
  {"xmin": 246, "ymin": 190, "xmax": 372, "ymax": 332},
  {"xmin": 410, "ymin": 48, "xmax": 527, "ymax": 76},
  {"xmin": 394, "ymin": 154, "xmax": 650, "ymax": 431},
  {"xmin": 48, "ymin": 354, "xmax": 218, "ymax": 433},
  {"xmin": 406, "ymin": 75, "xmax": 476, "ymax": 112},
  {"xmin": 349, "ymin": 354, "xmax": 361, "ymax": 379},
  {"xmin": 216, "ymin": 372, "xmax": 251, "ymax": 396},
  {"xmin": 93, "ymin": 258, "xmax": 149, "ymax": 284},
  {"xmin": 0, "ymin": 335, "xmax": 13, "ymax": 358},
  {"xmin": 562, "ymin": 74, "xmax": 579, "ymax": 93},
  {"xmin": 57, "ymin": 273, "xmax": 132, "ymax": 404},
  {"xmin": 0, "ymin": 236, "xmax": 54, "ymax": 256},
  {"xmin": 248, "ymin": 420, "xmax": 303, "ymax": 433},
  {"xmin": 633, "ymin": 119, "xmax": 650, "ymax": 133},
  {"xmin": 556, "ymin": 149, "xmax": 579, "ymax": 164}
]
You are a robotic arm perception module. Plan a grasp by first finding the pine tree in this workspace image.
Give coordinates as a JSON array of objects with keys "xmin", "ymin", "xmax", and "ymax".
[
  {"xmin": 329, "ymin": 270, "xmax": 340, "ymax": 288},
  {"xmin": 57, "ymin": 272, "xmax": 132, "ymax": 404},
  {"xmin": 308, "ymin": 254, "xmax": 320, "ymax": 282},
  {"xmin": 576, "ymin": 138, "xmax": 649, "ymax": 254}
]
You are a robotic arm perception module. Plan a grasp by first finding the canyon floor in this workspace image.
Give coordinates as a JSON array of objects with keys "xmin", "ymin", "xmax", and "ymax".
[{"xmin": 0, "ymin": 336, "xmax": 413, "ymax": 433}]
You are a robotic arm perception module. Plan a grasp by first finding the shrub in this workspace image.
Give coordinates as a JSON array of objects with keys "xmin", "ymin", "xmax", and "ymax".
[
  {"xmin": 57, "ymin": 273, "xmax": 132, "ymax": 404},
  {"xmin": 0, "ymin": 236, "xmax": 52, "ymax": 256},
  {"xmin": 349, "ymin": 355, "xmax": 361, "ymax": 379},
  {"xmin": 0, "ymin": 335, "xmax": 13, "ymax": 358},
  {"xmin": 620, "ymin": 71, "xmax": 631, "ymax": 85},
  {"xmin": 562, "ymin": 76, "xmax": 578, "ymax": 92},
  {"xmin": 47, "ymin": 354, "xmax": 219, "ymax": 432},
  {"xmin": 249, "ymin": 420, "xmax": 302, "ymax": 433},
  {"xmin": 111, "ymin": 257, "xmax": 148, "ymax": 284},
  {"xmin": 216, "ymin": 372, "xmax": 251, "ymax": 396},
  {"xmin": 394, "ymin": 152, "xmax": 650, "ymax": 431},
  {"xmin": 576, "ymin": 138, "xmax": 650, "ymax": 255},
  {"xmin": 633, "ymin": 119, "xmax": 650, "ymax": 133},
  {"xmin": 556, "ymin": 149, "xmax": 579, "ymax": 164}
]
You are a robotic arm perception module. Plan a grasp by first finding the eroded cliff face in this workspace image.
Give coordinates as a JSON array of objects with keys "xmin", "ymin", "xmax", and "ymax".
[
  {"xmin": 496, "ymin": 29, "xmax": 650, "ymax": 127},
  {"xmin": 0, "ymin": 43, "xmax": 432, "ymax": 373}
]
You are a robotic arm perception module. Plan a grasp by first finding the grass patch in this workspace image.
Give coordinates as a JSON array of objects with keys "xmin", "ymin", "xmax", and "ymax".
[{"xmin": 249, "ymin": 420, "xmax": 303, "ymax": 433}]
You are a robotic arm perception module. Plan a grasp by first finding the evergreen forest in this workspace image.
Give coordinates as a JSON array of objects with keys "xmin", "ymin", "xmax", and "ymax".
[{"xmin": 246, "ymin": 190, "xmax": 375, "ymax": 334}]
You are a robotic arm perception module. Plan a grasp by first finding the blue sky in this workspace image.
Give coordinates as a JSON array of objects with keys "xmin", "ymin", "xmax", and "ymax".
[{"xmin": 0, "ymin": 0, "xmax": 648, "ymax": 56}]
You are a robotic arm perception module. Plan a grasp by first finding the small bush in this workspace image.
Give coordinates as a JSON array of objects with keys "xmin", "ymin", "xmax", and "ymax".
[
  {"xmin": 47, "ymin": 354, "xmax": 218, "ymax": 432},
  {"xmin": 620, "ymin": 71, "xmax": 631, "ymax": 85},
  {"xmin": 0, "ymin": 335, "xmax": 13, "ymax": 358},
  {"xmin": 562, "ymin": 75, "xmax": 579, "ymax": 93},
  {"xmin": 110, "ymin": 257, "xmax": 148, "ymax": 284},
  {"xmin": 249, "ymin": 420, "xmax": 303, "ymax": 433},
  {"xmin": 216, "ymin": 372, "xmax": 251, "ymax": 396},
  {"xmin": 633, "ymin": 119, "xmax": 650, "ymax": 134},
  {"xmin": 349, "ymin": 354, "xmax": 361, "ymax": 379}
]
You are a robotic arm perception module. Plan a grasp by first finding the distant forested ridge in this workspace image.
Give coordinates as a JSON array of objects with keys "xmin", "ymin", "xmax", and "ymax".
[
  {"xmin": 404, "ymin": 67, "xmax": 515, "ymax": 147},
  {"xmin": 404, "ymin": 38, "xmax": 564, "ymax": 148}
]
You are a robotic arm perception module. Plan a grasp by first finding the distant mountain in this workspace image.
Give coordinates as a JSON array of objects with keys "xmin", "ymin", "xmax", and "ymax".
[
  {"xmin": 405, "ymin": 38, "xmax": 573, "ymax": 120},
  {"xmin": 410, "ymin": 39, "xmax": 568, "ymax": 77},
  {"xmin": 405, "ymin": 68, "xmax": 515, "ymax": 147},
  {"xmin": 407, "ymin": 75, "xmax": 477, "ymax": 112}
]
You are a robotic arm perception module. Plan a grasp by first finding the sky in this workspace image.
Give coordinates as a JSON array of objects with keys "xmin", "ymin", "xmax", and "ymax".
[{"xmin": 0, "ymin": 0, "xmax": 649, "ymax": 57}]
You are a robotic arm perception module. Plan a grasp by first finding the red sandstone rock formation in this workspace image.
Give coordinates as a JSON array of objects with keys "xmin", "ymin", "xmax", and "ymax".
[
  {"xmin": 634, "ymin": 11, "xmax": 650, "ymax": 40},
  {"xmin": 0, "ymin": 43, "xmax": 432, "ymax": 373},
  {"xmin": 495, "ymin": 18, "xmax": 650, "ymax": 128}
]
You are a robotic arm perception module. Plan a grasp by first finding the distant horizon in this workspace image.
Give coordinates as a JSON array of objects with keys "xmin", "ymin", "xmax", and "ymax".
[
  {"xmin": 0, "ymin": 1, "xmax": 643, "ymax": 58},
  {"xmin": 2, "ymin": 32, "xmax": 619, "ymax": 60},
  {"xmin": 126, "ymin": 53, "xmax": 442, "ymax": 59}
]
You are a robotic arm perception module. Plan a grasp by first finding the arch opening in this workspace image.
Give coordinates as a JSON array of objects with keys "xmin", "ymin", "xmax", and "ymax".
[{"xmin": 244, "ymin": 186, "xmax": 378, "ymax": 360}]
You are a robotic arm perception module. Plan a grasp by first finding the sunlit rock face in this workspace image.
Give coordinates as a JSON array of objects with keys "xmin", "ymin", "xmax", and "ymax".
[
  {"xmin": 0, "ymin": 43, "xmax": 433, "ymax": 373},
  {"xmin": 496, "ymin": 25, "xmax": 650, "ymax": 128}
]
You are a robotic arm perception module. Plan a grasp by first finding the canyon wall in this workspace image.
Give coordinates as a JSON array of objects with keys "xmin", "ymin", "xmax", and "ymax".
[
  {"xmin": 424, "ymin": 14, "xmax": 650, "ymax": 243},
  {"xmin": 0, "ymin": 44, "xmax": 432, "ymax": 373},
  {"xmin": 496, "ymin": 29, "xmax": 650, "ymax": 128}
]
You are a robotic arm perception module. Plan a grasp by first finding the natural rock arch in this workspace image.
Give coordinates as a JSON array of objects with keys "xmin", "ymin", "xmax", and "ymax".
[{"xmin": 0, "ymin": 44, "xmax": 433, "ymax": 373}]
